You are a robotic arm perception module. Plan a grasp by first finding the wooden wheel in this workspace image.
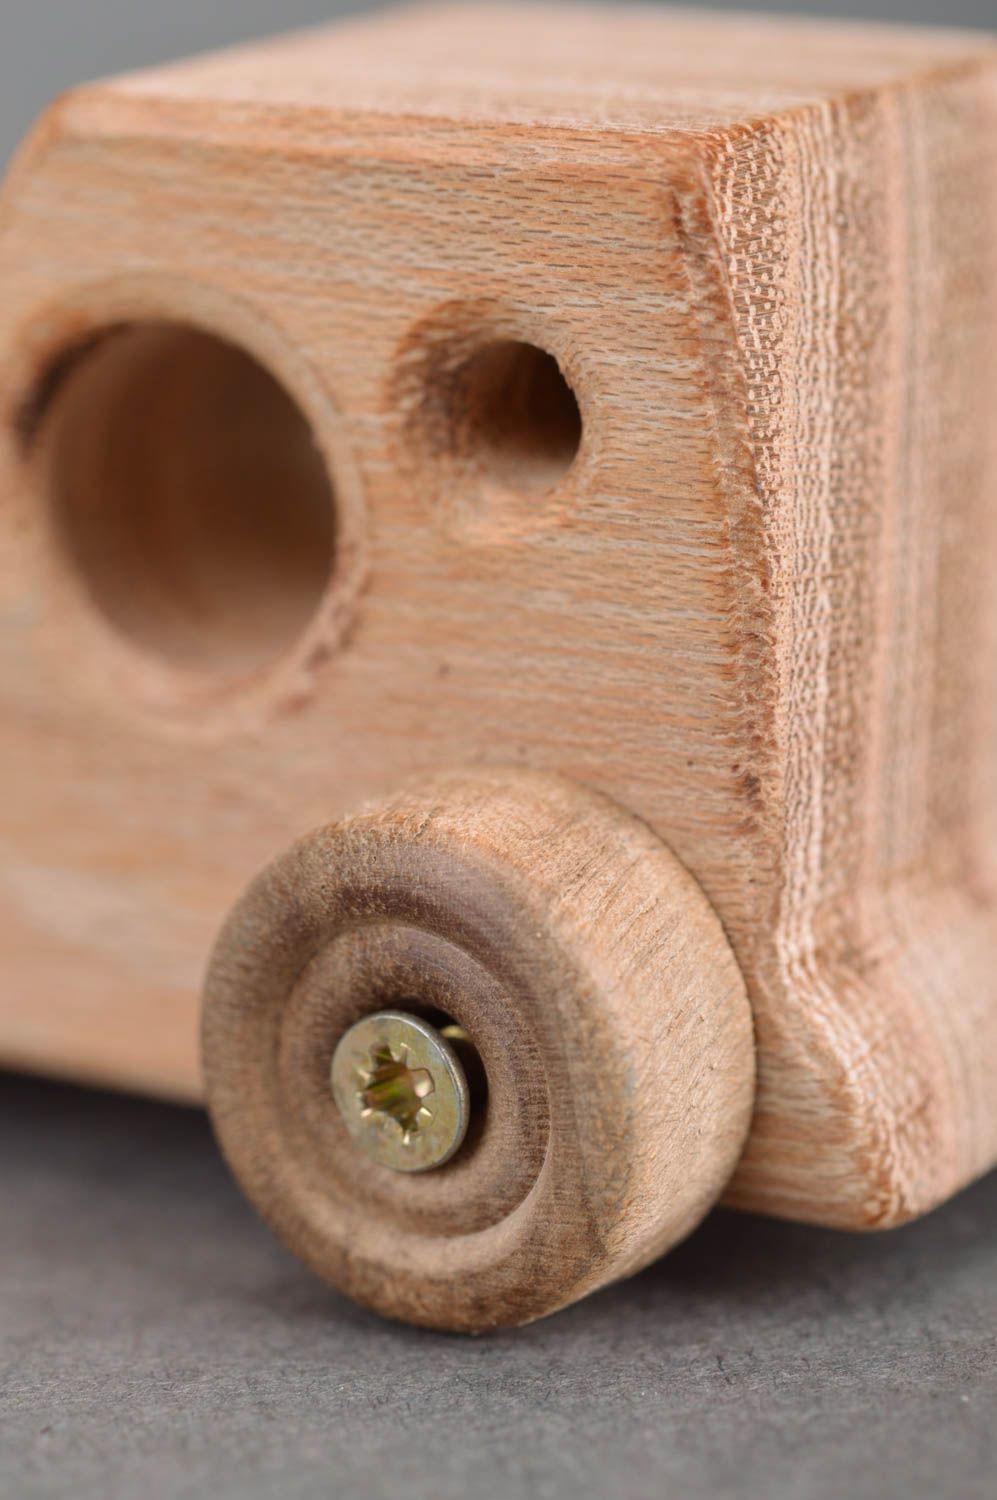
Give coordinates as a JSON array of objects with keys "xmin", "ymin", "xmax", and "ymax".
[{"xmin": 201, "ymin": 769, "xmax": 754, "ymax": 1331}]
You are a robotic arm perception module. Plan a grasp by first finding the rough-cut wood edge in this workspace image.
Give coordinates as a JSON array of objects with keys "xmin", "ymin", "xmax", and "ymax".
[
  {"xmin": 698, "ymin": 64, "xmax": 997, "ymax": 1231},
  {"xmin": 202, "ymin": 769, "xmax": 755, "ymax": 1331}
]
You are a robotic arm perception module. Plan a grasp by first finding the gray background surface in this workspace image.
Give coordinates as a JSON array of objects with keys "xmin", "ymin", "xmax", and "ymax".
[
  {"xmin": 2, "ymin": 2, "xmax": 996, "ymax": 1498},
  {"xmin": 3, "ymin": 1074, "xmax": 995, "ymax": 1500}
]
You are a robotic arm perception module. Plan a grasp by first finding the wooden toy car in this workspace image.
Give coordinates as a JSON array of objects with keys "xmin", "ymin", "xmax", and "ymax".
[{"xmin": 2, "ymin": 4, "xmax": 996, "ymax": 1331}]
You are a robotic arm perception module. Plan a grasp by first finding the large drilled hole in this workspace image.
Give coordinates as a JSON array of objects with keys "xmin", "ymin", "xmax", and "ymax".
[
  {"xmin": 42, "ymin": 323, "xmax": 336, "ymax": 678},
  {"xmin": 451, "ymin": 340, "xmax": 582, "ymax": 493}
]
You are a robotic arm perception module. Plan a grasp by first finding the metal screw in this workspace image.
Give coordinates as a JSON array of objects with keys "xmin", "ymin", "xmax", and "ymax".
[{"xmin": 330, "ymin": 1010, "xmax": 470, "ymax": 1172}]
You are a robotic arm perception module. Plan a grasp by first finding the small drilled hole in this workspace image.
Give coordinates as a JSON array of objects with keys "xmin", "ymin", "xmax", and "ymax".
[
  {"xmin": 40, "ymin": 322, "xmax": 335, "ymax": 679},
  {"xmin": 453, "ymin": 340, "xmax": 581, "ymax": 493}
]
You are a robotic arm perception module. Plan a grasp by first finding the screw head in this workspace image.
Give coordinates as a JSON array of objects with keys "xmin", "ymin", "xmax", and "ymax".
[{"xmin": 330, "ymin": 1011, "xmax": 470, "ymax": 1172}]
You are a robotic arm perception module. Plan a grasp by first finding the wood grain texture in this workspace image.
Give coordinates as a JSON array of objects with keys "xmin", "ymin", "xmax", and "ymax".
[
  {"xmin": 1, "ymin": 5, "xmax": 996, "ymax": 1242},
  {"xmin": 202, "ymin": 769, "xmax": 754, "ymax": 1330}
]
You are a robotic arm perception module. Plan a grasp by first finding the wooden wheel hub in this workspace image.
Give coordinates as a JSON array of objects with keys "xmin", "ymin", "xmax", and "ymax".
[{"xmin": 201, "ymin": 769, "xmax": 754, "ymax": 1331}]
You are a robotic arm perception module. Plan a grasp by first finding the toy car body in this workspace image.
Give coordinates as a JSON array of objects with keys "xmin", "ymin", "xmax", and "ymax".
[{"xmin": 2, "ymin": 5, "xmax": 996, "ymax": 1327}]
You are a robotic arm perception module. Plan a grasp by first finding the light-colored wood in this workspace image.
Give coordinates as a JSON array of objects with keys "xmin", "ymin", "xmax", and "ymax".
[
  {"xmin": 1, "ymin": 4, "xmax": 997, "ymax": 1265},
  {"xmin": 203, "ymin": 769, "xmax": 754, "ymax": 1330}
]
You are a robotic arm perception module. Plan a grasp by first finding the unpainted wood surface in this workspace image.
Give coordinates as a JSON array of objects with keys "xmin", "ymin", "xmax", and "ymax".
[
  {"xmin": 203, "ymin": 769, "xmax": 754, "ymax": 1329},
  {"xmin": 1, "ymin": 5, "xmax": 996, "ymax": 1236}
]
